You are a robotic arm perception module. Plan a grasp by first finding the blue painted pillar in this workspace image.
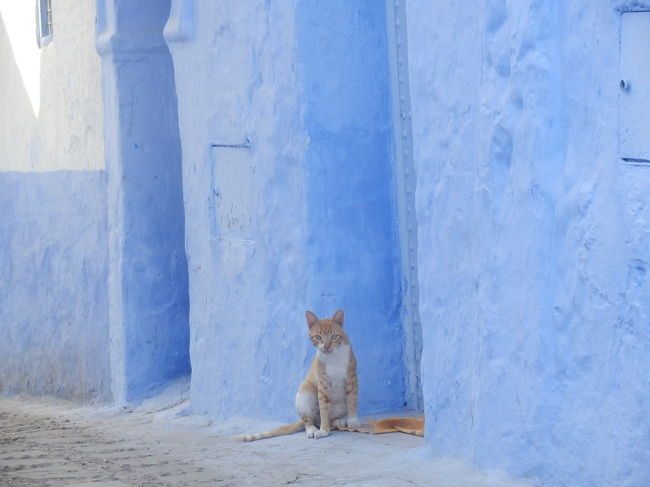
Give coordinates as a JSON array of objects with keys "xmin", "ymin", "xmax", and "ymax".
[{"xmin": 96, "ymin": 0, "xmax": 190, "ymax": 403}]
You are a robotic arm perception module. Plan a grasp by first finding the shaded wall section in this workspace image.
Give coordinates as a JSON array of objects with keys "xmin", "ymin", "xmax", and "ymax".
[
  {"xmin": 97, "ymin": 0, "xmax": 190, "ymax": 402},
  {"xmin": 407, "ymin": 1, "xmax": 650, "ymax": 486},
  {"xmin": 296, "ymin": 0, "xmax": 404, "ymax": 413}
]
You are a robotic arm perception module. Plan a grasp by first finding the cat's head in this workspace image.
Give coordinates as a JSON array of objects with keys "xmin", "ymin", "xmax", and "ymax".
[{"xmin": 305, "ymin": 309, "xmax": 348, "ymax": 354}]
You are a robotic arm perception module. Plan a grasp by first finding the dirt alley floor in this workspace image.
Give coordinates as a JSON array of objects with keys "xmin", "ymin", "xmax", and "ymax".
[{"xmin": 0, "ymin": 387, "xmax": 534, "ymax": 487}]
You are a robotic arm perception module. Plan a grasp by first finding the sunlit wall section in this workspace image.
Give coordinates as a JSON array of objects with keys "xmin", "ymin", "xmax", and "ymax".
[{"xmin": 0, "ymin": 0, "xmax": 104, "ymax": 172}]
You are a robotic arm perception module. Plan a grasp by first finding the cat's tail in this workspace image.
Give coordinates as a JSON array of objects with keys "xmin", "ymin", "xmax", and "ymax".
[{"xmin": 234, "ymin": 420, "xmax": 304, "ymax": 442}]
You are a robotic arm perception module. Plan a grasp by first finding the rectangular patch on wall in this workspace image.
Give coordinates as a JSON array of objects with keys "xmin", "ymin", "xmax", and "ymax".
[
  {"xmin": 209, "ymin": 142, "xmax": 255, "ymax": 240},
  {"xmin": 619, "ymin": 11, "xmax": 650, "ymax": 163},
  {"xmin": 208, "ymin": 142, "xmax": 257, "ymax": 280}
]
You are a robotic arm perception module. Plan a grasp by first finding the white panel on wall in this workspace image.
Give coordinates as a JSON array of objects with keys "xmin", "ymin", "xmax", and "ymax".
[
  {"xmin": 619, "ymin": 11, "xmax": 650, "ymax": 163},
  {"xmin": 208, "ymin": 143, "xmax": 258, "ymax": 299},
  {"xmin": 209, "ymin": 143, "xmax": 255, "ymax": 240}
]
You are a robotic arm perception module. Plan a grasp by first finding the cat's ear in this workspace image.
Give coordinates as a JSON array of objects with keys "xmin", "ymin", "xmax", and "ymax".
[
  {"xmin": 332, "ymin": 309, "xmax": 344, "ymax": 326},
  {"xmin": 306, "ymin": 311, "xmax": 319, "ymax": 329}
]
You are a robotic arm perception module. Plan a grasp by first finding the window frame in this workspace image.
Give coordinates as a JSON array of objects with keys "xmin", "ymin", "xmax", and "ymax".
[{"xmin": 36, "ymin": 0, "xmax": 53, "ymax": 48}]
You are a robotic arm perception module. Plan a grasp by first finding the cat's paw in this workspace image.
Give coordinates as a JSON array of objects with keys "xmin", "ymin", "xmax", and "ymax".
[
  {"xmin": 313, "ymin": 429, "xmax": 330, "ymax": 439},
  {"xmin": 346, "ymin": 417, "xmax": 361, "ymax": 429},
  {"xmin": 332, "ymin": 418, "xmax": 347, "ymax": 428},
  {"xmin": 306, "ymin": 425, "xmax": 318, "ymax": 438}
]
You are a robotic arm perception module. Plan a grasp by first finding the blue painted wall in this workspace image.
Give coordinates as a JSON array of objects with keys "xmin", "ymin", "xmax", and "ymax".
[
  {"xmin": 0, "ymin": 1, "xmax": 110, "ymax": 402},
  {"xmin": 0, "ymin": 0, "xmax": 190, "ymax": 404},
  {"xmin": 167, "ymin": 0, "xmax": 406, "ymax": 421},
  {"xmin": 0, "ymin": 171, "xmax": 111, "ymax": 401},
  {"xmin": 167, "ymin": 0, "xmax": 313, "ymax": 421},
  {"xmin": 5, "ymin": 2, "xmax": 650, "ymax": 486},
  {"xmin": 296, "ymin": 0, "xmax": 405, "ymax": 413},
  {"xmin": 407, "ymin": 1, "xmax": 650, "ymax": 486},
  {"xmin": 97, "ymin": 0, "xmax": 191, "ymax": 402}
]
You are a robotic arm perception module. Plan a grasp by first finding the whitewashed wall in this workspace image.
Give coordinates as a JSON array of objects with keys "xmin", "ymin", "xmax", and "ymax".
[{"xmin": 0, "ymin": 0, "xmax": 104, "ymax": 172}]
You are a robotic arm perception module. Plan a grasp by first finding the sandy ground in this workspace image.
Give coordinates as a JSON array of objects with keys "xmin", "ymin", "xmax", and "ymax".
[{"xmin": 0, "ymin": 381, "xmax": 533, "ymax": 487}]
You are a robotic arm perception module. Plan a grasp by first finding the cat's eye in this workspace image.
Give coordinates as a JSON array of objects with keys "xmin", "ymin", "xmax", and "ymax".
[
  {"xmin": 314, "ymin": 335, "xmax": 322, "ymax": 341},
  {"xmin": 331, "ymin": 335, "xmax": 339, "ymax": 340}
]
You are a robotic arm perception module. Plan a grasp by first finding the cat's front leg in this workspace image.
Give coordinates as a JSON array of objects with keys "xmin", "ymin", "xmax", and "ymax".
[
  {"xmin": 303, "ymin": 417, "xmax": 319, "ymax": 438},
  {"xmin": 315, "ymin": 371, "xmax": 331, "ymax": 438},
  {"xmin": 345, "ymin": 369, "xmax": 360, "ymax": 429},
  {"xmin": 315, "ymin": 389, "xmax": 331, "ymax": 438},
  {"xmin": 314, "ymin": 422, "xmax": 330, "ymax": 438}
]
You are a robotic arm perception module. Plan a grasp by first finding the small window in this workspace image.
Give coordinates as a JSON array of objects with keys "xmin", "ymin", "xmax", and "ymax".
[{"xmin": 36, "ymin": 0, "xmax": 53, "ymax": 47}]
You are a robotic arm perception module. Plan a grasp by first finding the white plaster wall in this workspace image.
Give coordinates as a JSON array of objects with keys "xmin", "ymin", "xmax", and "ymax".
[{"xmin": 0, "ymin": 0, "xmax": 104, "ymax": 172}]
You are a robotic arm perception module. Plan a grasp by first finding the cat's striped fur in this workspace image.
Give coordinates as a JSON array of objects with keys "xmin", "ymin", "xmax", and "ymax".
[{"xmin": 237, "ymin": 309, "xmax": 359, "ymax": 441}]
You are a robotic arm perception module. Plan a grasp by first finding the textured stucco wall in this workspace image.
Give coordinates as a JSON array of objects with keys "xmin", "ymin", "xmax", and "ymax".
[
  {"xmin": 407, "ymin": 1, "xmax": 650, "ymax": 486},
  {"xmin": 296, "ymin": 0, "xmax": 405, "ymax": 414},
  {"xmin": 0, "ymin": 1, "xmax": 111, "ymax": 400},
  {"xmin": 167, "ymin": 0, "xmax": 310, "ymax": 421},
  {"xmin": 0, "ymin": 172, "xmax": 111, "ymax": 401},
  {"xmin": 167, "ymin": 0, "xmax": 405, "ymax": 421},
  {"xmin": 97, "ymin": 0, "xmax": 190, "ymax": 402}
]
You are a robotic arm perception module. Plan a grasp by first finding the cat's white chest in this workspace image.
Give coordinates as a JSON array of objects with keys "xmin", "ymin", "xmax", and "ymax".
[
  {"xmin": 318, "ymin": 344, "xmax": 350, "ymax": 398},
  {"xmin": 318, "ymin": 344, "xmax": 350, "ymax": 372}
]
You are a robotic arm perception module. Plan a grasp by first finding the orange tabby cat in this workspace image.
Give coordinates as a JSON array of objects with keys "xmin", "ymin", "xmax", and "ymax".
[{"xmin": 237, "ymin": 309, "xmax": 360, "ymax": 441}]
